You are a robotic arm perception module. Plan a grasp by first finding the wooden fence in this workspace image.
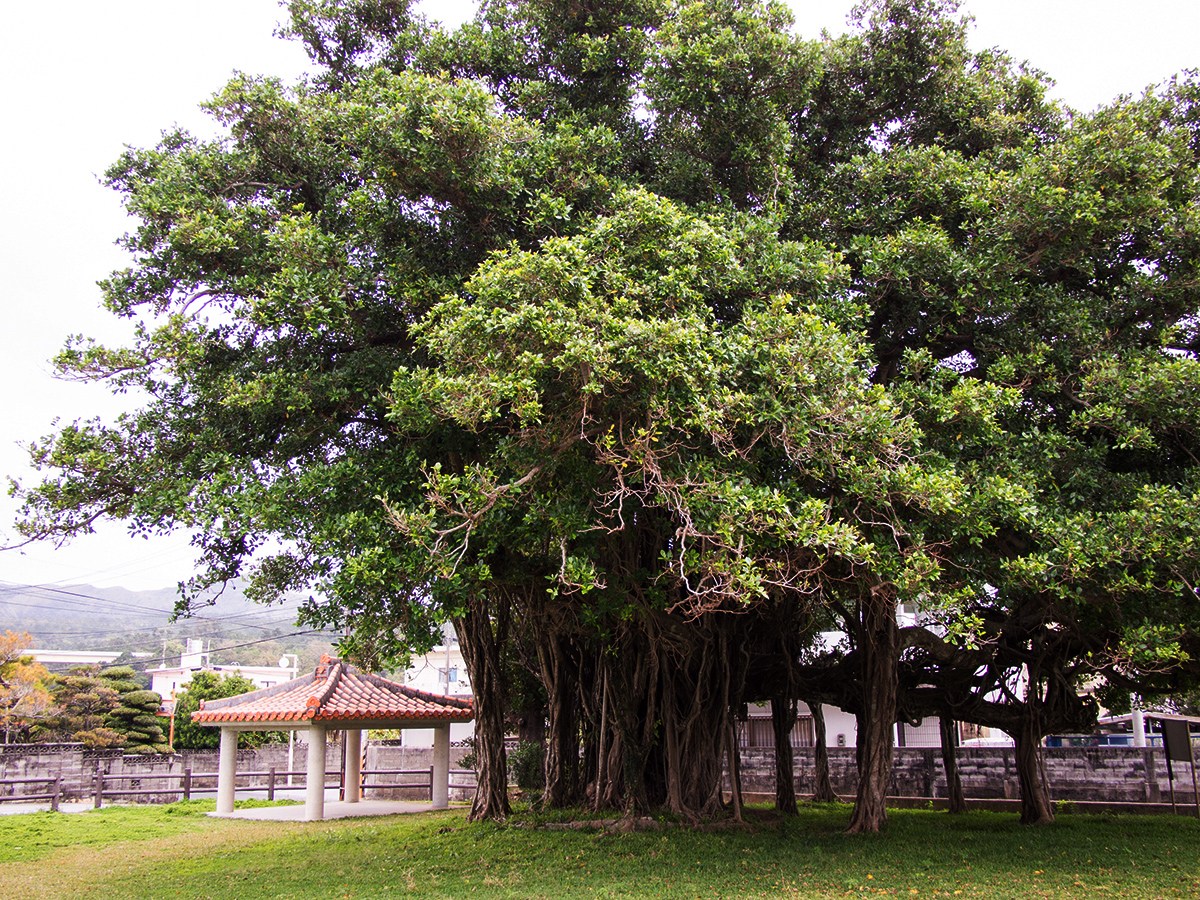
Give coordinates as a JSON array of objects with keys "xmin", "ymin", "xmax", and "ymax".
[
  {"xmin": 0, "ymin": 775, "xmax": 62, "ymax": 810},
  {"xmin": 0, "ymin": 764, "xmax": 475, "ymax": 808}
]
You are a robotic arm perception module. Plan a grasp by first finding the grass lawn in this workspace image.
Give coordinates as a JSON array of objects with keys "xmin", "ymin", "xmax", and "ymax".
[{"xmin": 1, "ymin": 801, "xmax": 1196, "ymax": 899}]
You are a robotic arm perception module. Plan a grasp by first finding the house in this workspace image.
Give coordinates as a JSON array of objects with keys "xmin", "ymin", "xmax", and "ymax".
[
  {"xmin": 737, "ymin": 701, "xmax": 973, "ymax": 750},
  {"xmin": 400, "ymin": 633, "xmax": 475, "ymax": 748},
  {"xmin": 145, "ymin": 639, "xmax": 298, "ymax": 702},
  {"xmin": 734, "ymin": 611, "xmax": 983, "ymax": 750}
]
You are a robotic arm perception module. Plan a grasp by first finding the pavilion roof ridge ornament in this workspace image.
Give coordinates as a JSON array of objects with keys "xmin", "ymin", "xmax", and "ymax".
[{"xmin": 308, "ymin": 659, "xmax": 343, "ymax": 713}]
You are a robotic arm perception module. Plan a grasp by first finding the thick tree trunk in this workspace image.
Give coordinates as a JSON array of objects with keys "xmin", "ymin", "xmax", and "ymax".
[
  {"xmin": 939, "ymin": 715, "xmax": 967, "ymax": 814},
  {"xmin": 596, "ymin": 727, "xmax": 624, "ymax": 809},
  {"xmin": 608, "ymin": 626, "xmax": 657, "ymax": 815},
  {"xmin": 541, "ymin": 635, "xmax": 580, "ymax": 807},
  {"xmin": 657, "ymin": 645, "xmax": 726, "ymax": 821},
  {"xmin": 1015, "ymin": 715, "xmax": 1054, "ymax": 825},
  {"xmin": 810, "ymin": 701, "xmax": 838, "ymax": 803},
  {"xmin": 454, "ymin": 595, "xmax": 510, "ymax": 822},
  {"xmin": 846, "ymin": 583, "xmax": 899, "ymax": 834},
  {"xmin": 726, "ymin": 716, "xmax": 744, "ymax": 823},
  {"xmin": 610, "ymin": 613, "xmax": 738, "ymax": 822},
  {"xmin": 592, "ymin": 660, "xmax": 611, "ymax": 811},
  {"xmin": 516, "ymin": 700, "xmax": 546, "ymax": 747},
  {"xmin": 575, "ymin": 650, "xmax": 600, "ymax": 809},
  {"xmin": 771, "ymin": 694, "xmax": 799, "ymax": 815}
]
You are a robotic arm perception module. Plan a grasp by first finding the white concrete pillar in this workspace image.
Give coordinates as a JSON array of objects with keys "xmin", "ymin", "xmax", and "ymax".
[
  {"xmin": 432, "ymin": 724, "xmax": 450, "ymax": 809},
  {"xmin": 345, "ymin": 729, "xmax": 362, "ymax": 803},
  {"xmin": 306, "ymin": 724, "xmax": 327, "ymax": 821},
  {"xmin": 216, "ymin": 727, "xmax": 237, "ymax": 815}
]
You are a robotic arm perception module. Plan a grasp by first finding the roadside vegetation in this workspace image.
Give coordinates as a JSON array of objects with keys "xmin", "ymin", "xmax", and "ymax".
[{"xmin": 2, "ymin": 803, "xmax": 1196, "ymax": 899}]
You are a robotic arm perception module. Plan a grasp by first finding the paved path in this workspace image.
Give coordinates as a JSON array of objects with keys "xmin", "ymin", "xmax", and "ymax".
[
  {"xmin": 0, "ymin": 794, "xmax": 463, "ymax": 821},
  {"xmin": 0, "ymin": 800, "xmax": 94, "ymax": 816},
  {"xmin": 209, "ymin": 799, "xmax": 447, "ymax": 821}
]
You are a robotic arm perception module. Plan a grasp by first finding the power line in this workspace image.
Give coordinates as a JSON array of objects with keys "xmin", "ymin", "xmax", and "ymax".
[
  {"xmin": 2, "ymin": 580, "xmax": 302, "ymax": 619},
  {"xmin": 0, "ymin": 595, "xmax": 300, "ymax": 622},
  {"xmin": 28, "ymin": 628, "xmax": 340, "ymax": 661},
  {"xmin": 0, "ymin": 540, "xmax": 202, "ymax": 592},
  {"xmin": 0, "ymin": 581, "xmax": 307, "ymax": 630},
  {"xmin": 5, "ymin": 606, "xmax": 305, "ymax": 636},
  {"xmin": 0, "ymin": 581, "xmax": 183, "ymax": 615},
  {"xmin": 0, "ymin": 580, "xmax": 340, "ymax": 657},
  {"xmin": 184, "ymin": 631, "xmax": 334, "ymax": 656},
  {"xmin": 20, "ymin": 616, "xmax": 303, "ymax": 639}
]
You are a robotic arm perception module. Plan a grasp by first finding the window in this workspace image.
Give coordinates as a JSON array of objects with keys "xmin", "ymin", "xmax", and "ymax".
[{"xmin": 737, "ymin": 716, "xmax": 815, "ymax": 749}]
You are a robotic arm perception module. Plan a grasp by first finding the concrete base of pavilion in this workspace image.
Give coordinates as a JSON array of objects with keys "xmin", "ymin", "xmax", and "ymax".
[{"xmin": 208, "ymin": 798, "xmax": 468, "ymax": 821}]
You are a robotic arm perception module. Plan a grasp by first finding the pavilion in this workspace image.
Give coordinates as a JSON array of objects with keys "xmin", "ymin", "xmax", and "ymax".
[{"xmin": 191, "ymin": 654, "xmax": 474, "ymax": 821}]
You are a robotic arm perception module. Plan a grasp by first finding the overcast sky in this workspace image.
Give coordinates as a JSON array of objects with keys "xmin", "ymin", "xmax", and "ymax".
[{"xmin": 2, "ymin": 0, "xmax": 1197, "ymax": 591}]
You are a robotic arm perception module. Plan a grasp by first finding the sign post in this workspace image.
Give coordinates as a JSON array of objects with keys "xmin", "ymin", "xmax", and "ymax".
[{"xmin": 1160, "ymin": 718, "xmax": 1199, "ymax": 817}]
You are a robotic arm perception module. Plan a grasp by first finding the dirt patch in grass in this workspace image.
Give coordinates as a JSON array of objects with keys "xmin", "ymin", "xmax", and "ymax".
[{"xmin": 2, "ymin": 819, "xmax": 291, "ymax": 900}]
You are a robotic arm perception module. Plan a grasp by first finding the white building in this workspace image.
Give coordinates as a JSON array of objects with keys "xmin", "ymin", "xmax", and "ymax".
[
  {"xmin": 28, "ymin": 649, "xmax": 124, "ymax": 667},
  {"xmin": 146, "ymin": 639, "xmax": 298, "ymax": 701},
  {"xmin": 400, "ymin": 632, "xmax": 475, "ymax": 748},
  {"xmin": 739, "ymin": 701, "xmax": 961, "ymax": 750}
]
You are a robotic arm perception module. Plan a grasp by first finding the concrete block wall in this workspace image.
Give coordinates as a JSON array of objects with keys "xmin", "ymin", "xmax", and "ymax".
[
  {"xmin": 735, "ymin": 745, "xmax": 1198, "ymax": 804},
  {"xmin": 0, "ymin": 741, "xmax": 475, "ymax": 804},
  {"xmin": 4, "ymin": 741, "xmax": 1196, "ymax": 806},
  {"xmin": 0, "ymin": 743, "xmax": 90, "ymax": 800},
  {"xmin": 0, "ymin": 742, "xmax": 316, "ymax": 803},
  {"xmin": 362, "ymin": 743, "xmax": 474, "ymax": 802}
]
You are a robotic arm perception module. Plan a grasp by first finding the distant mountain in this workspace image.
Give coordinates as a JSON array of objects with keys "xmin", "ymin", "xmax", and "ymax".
[{"xmin": 0, "ymin": 580, "xmax": 337, "ymax": 670}]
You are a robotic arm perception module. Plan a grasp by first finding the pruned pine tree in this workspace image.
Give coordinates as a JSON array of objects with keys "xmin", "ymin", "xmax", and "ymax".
[{"xmin": 99, "ymin": 667, "xmax": 169, "ymax": 754}]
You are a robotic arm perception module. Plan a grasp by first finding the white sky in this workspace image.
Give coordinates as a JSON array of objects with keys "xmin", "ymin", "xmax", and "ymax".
[{"xmin": 1, "ymin": 0, "xmax": 1197, "ymax": 590}]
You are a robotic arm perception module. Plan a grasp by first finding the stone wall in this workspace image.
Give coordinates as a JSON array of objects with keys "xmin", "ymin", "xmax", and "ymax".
[
  {"xmin": 0, "ymin": 741, "xmax": 475, "ymax": 805},
  {"xmin": 4, "ymin": 742, "xmax": 1197, "ymax": 806},
  {"xmin": 0, "ymin": 743, "xmax": 89, "ymax": 801},
  {"xmin": 735, "ymin": 745, "xmax": 1198, "ymax": 804},
  {"xmin": 0, "ymin": 742, "xmax": 308, "ymax": 803},
  {"xmin": 362, "ymin": 743, "xmax": 474, "ymax": 802}
]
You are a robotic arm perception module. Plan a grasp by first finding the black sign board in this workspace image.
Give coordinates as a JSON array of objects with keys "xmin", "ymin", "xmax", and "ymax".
[
  {"xmin": 1162, "ymin": 719, "xmax": 1192, "ymax": 762},
  {"xmin": 1157, "ymin": 718, "xmax": 1198, "ymax": 816}
]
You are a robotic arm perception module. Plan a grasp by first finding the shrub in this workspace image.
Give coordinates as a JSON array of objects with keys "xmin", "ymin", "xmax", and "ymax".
[
  {"xmin": 508, "ymin": 741, "xmax": 545, "ymax": 790},
  {"xmin": 457, "ymin": 736, "xmax": 478, "ymax": 772}
]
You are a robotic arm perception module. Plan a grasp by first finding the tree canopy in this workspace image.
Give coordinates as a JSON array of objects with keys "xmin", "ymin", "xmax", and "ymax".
[
  {"xmin": 36, "ymin": 665, "xmax": 166, "ymax": 751},
  {"xmin": 171, "ymin": 670, "xmax": 285, "ymax": 750},
  {"xmin": 0, "ymin": 631, "xmax": 53, "ymax": 744},
  {"xmin": 11, "ymin": 0, "xmax": 1200, "ymax": 829}
]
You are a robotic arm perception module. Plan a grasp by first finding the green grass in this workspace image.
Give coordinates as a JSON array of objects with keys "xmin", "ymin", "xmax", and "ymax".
[
  {"xmin": 0, "ymin": 798, "xmax": 300, "ymax": 864},
  {"xmin": 1, "ymin": 802, "xmax": 1197, "ymax": 899}
]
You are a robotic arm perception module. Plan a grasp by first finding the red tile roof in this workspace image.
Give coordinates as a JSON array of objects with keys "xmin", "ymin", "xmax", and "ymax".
[{"xmin": 191, "ymin": 655, "xmax": 474, "ymax": 726}]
